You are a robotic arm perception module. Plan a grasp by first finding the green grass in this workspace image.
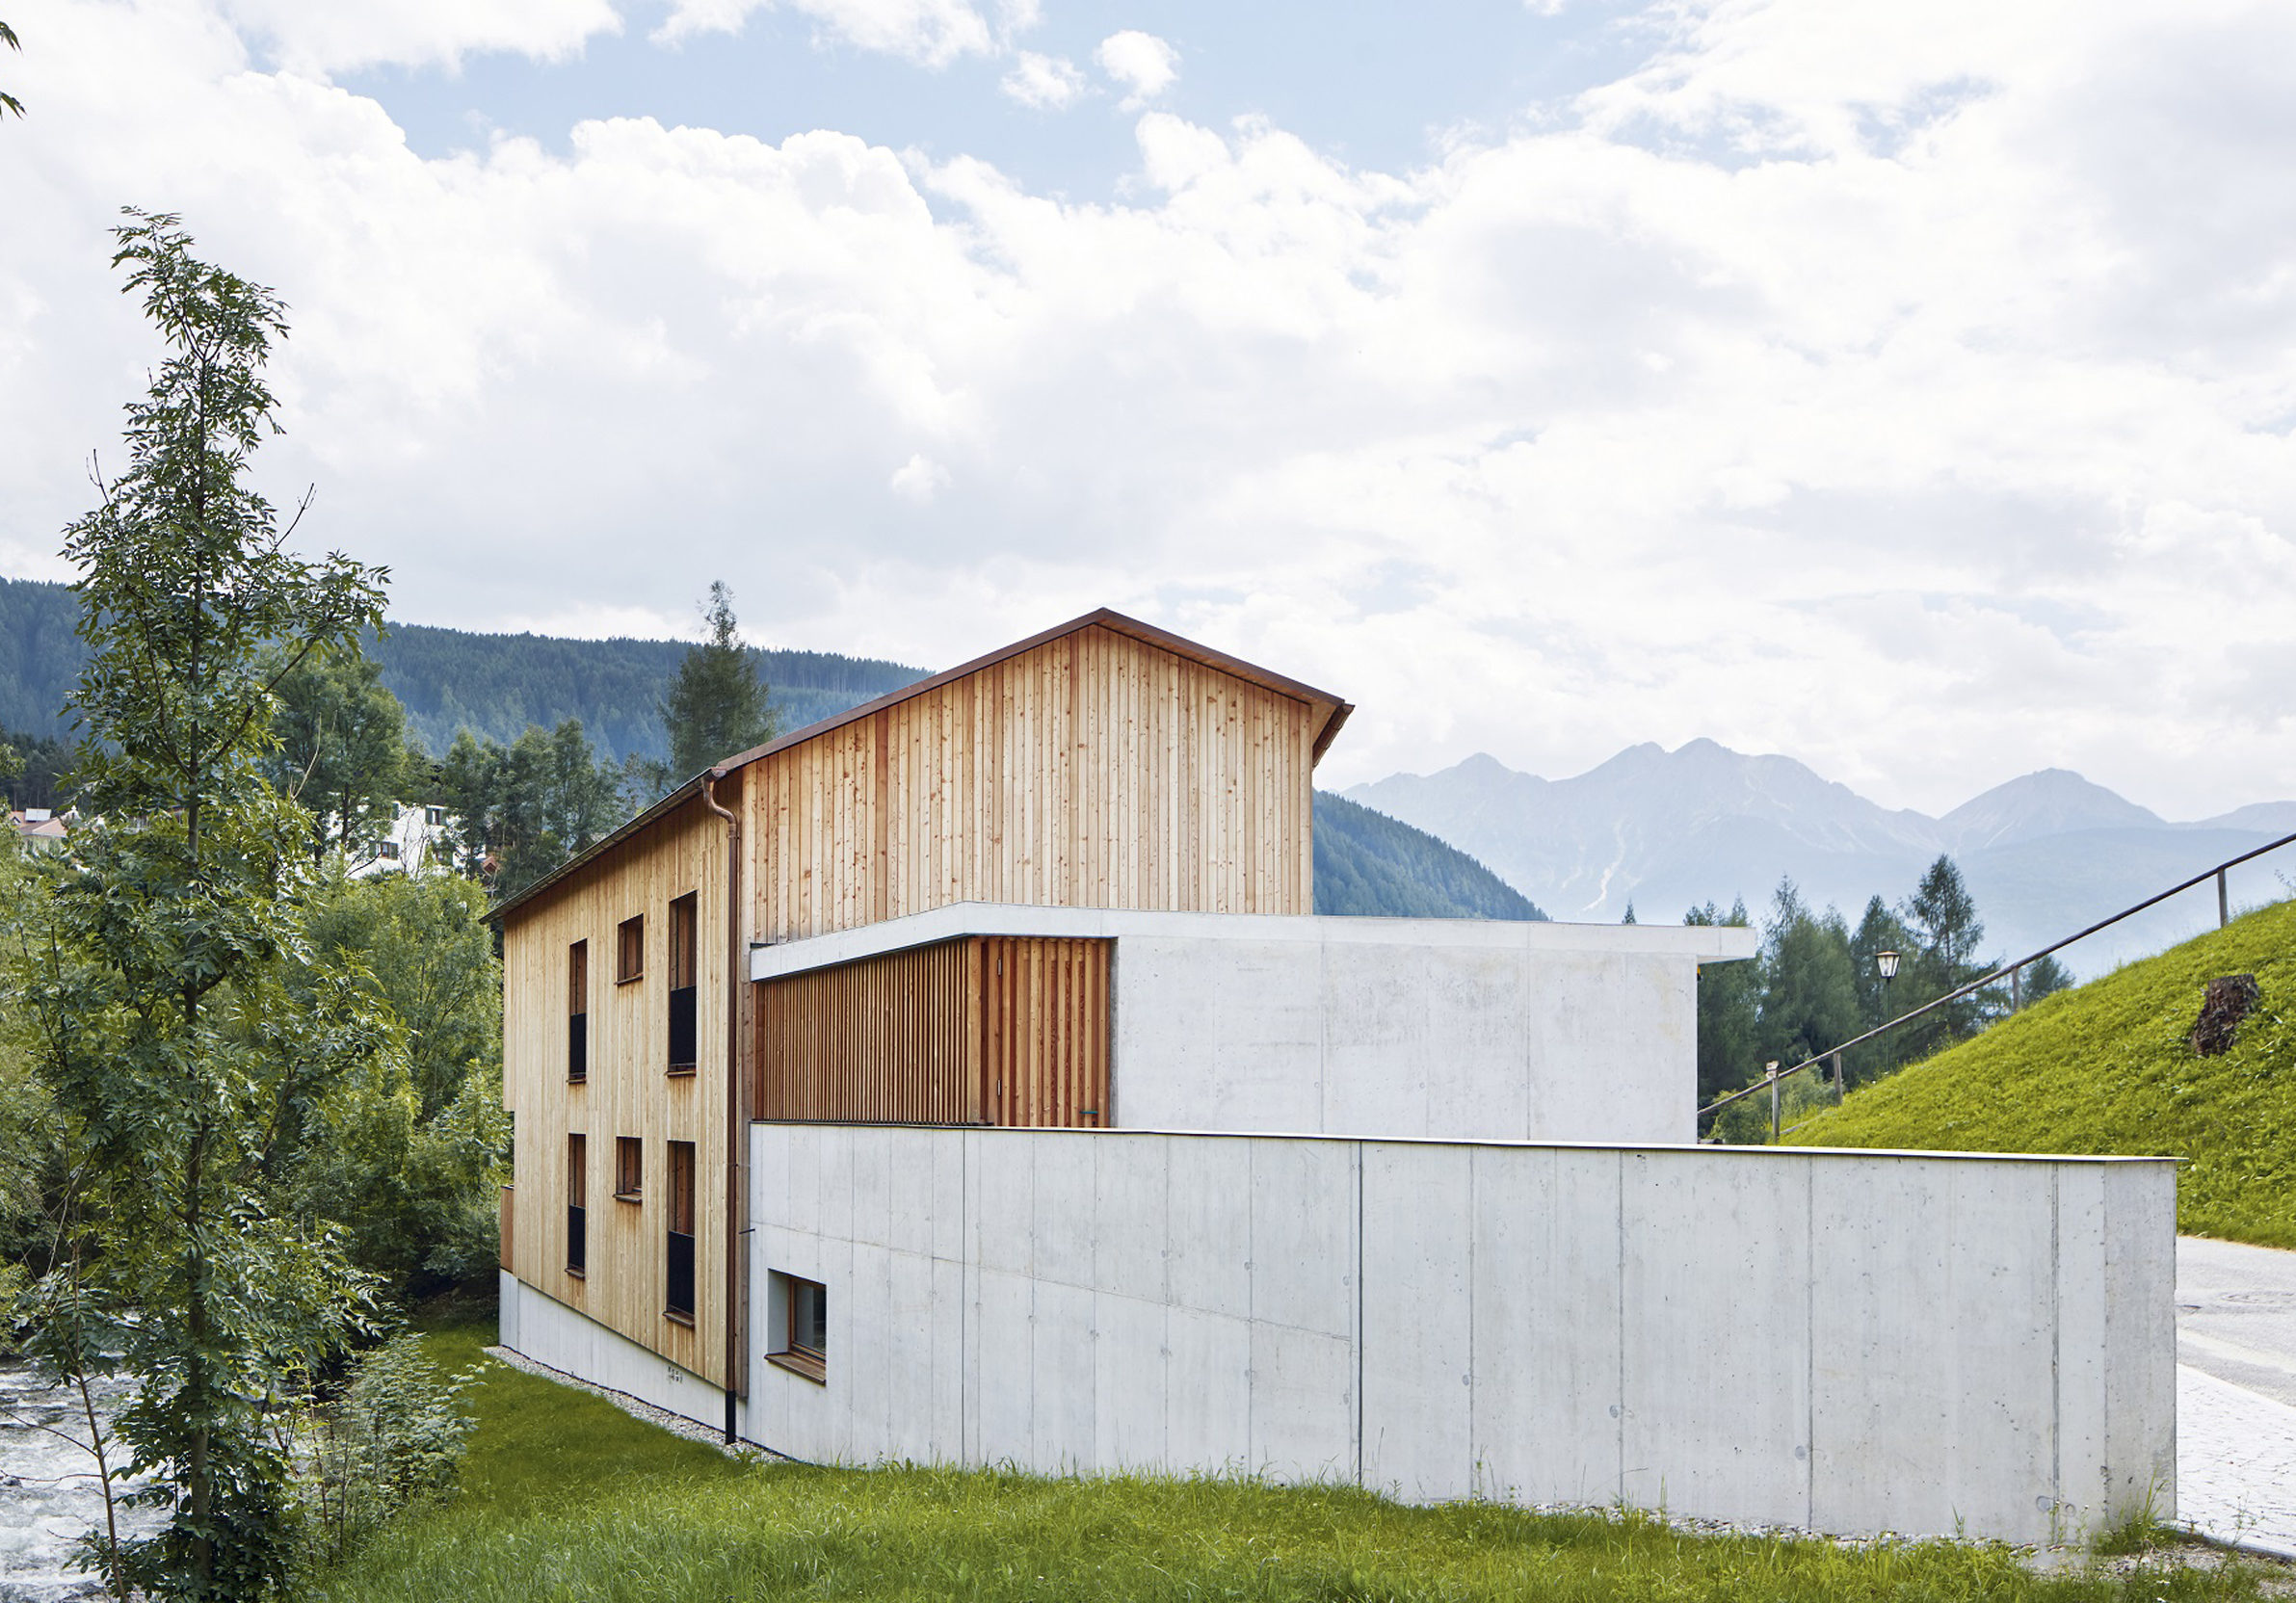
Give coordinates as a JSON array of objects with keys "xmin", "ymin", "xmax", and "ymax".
[
  {"xmin": 311, "ymin": 1324, "xmax": 2274, "ymax": 1603},
  {"xmin": 1787, "ymin": 898, "xmax": 2296, "ymax": 1248}
]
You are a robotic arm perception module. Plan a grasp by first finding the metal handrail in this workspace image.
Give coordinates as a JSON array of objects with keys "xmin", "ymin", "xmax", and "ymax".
[{"xmin": 1698, "ymin": 827, "xmax": 2296, "ymax": 1124}]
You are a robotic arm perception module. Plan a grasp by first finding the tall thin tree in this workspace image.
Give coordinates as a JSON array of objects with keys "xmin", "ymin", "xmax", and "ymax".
[{"xmin": 661, "ymin": 580, "xmax": 777, "ymax": 780}]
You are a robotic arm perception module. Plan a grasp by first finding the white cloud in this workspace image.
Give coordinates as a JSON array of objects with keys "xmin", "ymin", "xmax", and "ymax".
[
  {"xmin": 3, "ymin": 0, "xmax": 2295, "ymax": 825},
  {"xmin": 220, "ymin": 0, "xmax": 618, "ymax": 75},
  {"xmin": 1095, "ymin": 29, "xmax": 1178, "ymax": 109},
  {"xmin": 890, "ymin": 453, "xmax": 951, "ymax": 501},
  {"xmin": 652, "ymin": 0, "xmax": 995, "ymax": 65},
  {"xmin": 1000, "ymin": 50, "xmax": 1086, "ymax": 110}
]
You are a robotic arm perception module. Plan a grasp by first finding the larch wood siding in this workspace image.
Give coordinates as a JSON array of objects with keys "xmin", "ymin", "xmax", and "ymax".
[
  {"xmin": 500, "ymin": 786, "xmax": 739, "ymax": 1388},
  {"xmin": 745, "ymin": 625, "xmax": 1321, "ymax": 943},
  {"xmin": 754, "ymin": 936, "xmax": 1111, "ymax": 1128}
]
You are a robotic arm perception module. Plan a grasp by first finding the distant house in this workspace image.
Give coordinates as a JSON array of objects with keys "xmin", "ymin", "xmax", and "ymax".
[
  {"xmin": 490, "ymin": 608, "xmax": 2174, "ymax": 1546},
  {"xmin": 7, "ymin": 807, "xmax": 72, "ymax": 854},
  {"xmin": 350, "ymin": 802, "xmax": 454, "ymax": 879}
]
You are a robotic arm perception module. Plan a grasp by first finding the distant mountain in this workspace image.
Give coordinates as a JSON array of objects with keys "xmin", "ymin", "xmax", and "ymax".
[
  {"xmin": 1349, "ymin": 746, "xmax": 2296, "ymax": 977},
  {"xmin": 1312, "ymin": 792, "xmax": 1546, "ymax": 921},
  {"xmin": 0, "ymin": 577, "xmax": 925, "ymax": 761}
]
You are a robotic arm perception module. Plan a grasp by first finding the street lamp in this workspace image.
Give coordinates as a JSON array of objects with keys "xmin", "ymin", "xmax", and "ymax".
[{"xmin": 1876, "ymin": 949, "xmax": 1900, "ymax": 982}]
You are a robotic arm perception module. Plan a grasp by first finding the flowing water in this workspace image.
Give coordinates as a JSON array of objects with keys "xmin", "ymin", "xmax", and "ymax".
[{"xmin": 0, "ymin": 1359, "xmax": 157, "ymax": 1602}]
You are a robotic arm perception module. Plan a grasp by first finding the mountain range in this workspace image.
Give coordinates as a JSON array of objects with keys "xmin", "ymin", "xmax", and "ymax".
[{"xmin": 1348, "ymin": 744, "xmax": 2296, "ymax": 977}]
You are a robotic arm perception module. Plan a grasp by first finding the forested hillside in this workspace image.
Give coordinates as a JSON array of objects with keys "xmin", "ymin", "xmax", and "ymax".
[
  {"xmin": 1314, "ymin": 792, "xmax": 1547, "ymax": 920},
  {"xmin": 0, "ymin": 577, "xmax": 925, "ymax": 758}
]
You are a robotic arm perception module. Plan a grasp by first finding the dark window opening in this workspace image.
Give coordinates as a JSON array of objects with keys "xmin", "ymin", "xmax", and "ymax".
[
  {"xmin": 769, "ymin": 1272, "xmax": 827, "ymax": 1382},
  {"xmin": 615, "ymin": 1135, "xmax": 643, "ymax": 1201},
  {"xmin": 668, "ymin": 892, "xmax": 699, "ymax": 1072},
  {"xmin": 617, "ymin": 915, "xmax": 644, "ymax": 985},
  {"xmin": 566, "ymin": 1133, "xmax": 587, "ymax": 1277},
  {"xmin": 665, "ymin": 1140, "xmax": 697, "ymax": 1322},
  {"xmin": 567, "ymin": 940, "xmax": 589, "ymax": 1082}
]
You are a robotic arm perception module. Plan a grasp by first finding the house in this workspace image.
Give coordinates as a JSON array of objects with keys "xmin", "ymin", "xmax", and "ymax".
[
  {"xmin": 350, "ymin": 800, "xmax": 454, "ymax": 879},
  {"xmin": 7, "ymin": 807, "xmax": 72, "ymax": 854},
  {"xmin": 493, "ymin": 608, "xmax": 2174, "ymax": 1545}
]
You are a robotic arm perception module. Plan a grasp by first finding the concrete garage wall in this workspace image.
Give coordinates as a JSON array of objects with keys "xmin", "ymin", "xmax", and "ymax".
[
  {"xmin": 500, "ymin": 1271, "xmax": 730, "ymax": 1433},
  {"xmin": 751, "ymin": 905, "xmax": 1755, "ymax": 1145},
  {"xmin": 745, "ymin": 1125, "xmax": 2176, "ymax": 1544}
]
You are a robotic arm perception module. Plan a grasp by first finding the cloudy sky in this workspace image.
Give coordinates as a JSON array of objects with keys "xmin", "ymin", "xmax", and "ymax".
[{"xmin": 1, "ymin": 0, "xmax": 2290, "ymax": 817}]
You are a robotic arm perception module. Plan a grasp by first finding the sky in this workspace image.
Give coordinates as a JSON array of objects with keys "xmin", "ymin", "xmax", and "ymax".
[{"xmin": 0, "ymin": 0, "xmax": 2291, "ymax": 818}]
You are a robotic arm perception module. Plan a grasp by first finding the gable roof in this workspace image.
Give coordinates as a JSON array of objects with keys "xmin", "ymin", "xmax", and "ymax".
[{"xmin": 491, "ymin": 607, "xmax": 1352, "ymax": 924}]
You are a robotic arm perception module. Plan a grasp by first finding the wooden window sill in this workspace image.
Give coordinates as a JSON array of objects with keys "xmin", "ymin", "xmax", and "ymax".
[
  {"xmin": 663, "ymin": 1309, "xmax": 696, "ymax": 1328},
  {"xmin": 616, "ymin": 974, "xmax": 644, "ymax": 986},
  {"xmin": 565, "ymin": 1266, "xmax": 586, "ymax": 1279},
  {"xmin": 666, "ymin": 1064, "xmax": 697, "ymax": 1078},
  {"xmin": 567, "ymin": 1075, "xmax": 588, "ymax": 1086},
  {"xmin": 768, "ymin": 1351, "xmax": 826, "ymax": 1385},
  {"xmin": 613, "ymin": 1191, "xmax": 642, "ymax": 1204}
]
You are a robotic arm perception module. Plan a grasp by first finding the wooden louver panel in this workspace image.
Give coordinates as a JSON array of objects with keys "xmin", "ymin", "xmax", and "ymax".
[{"xmin": 754, "ymin": 936, "xmax": 1110, "ymax": 1128}]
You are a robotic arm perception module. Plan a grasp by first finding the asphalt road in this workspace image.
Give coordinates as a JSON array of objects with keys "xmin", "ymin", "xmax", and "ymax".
[{"xmin": 2177, "ymin": 1236, "xmax": 2296, "ymax": 1557}]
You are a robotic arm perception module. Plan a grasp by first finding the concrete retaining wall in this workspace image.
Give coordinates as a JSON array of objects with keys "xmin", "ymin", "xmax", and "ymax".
[
  {"xmin": 751, "ymin": 905, "xmax": 1755, "ymax": 1144},
  {"xmin": 499, "ymin": 1270, "xmax": 729, "ymax": 1433},
  {"xmin": 745, "ymin": 1125, "xmax": 2176, "ymax": 1543}
]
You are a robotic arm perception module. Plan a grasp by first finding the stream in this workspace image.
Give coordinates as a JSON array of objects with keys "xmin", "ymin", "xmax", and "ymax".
[{"xmin": 0, "ymin": 1358, "xmax": 157, "ymax": 1602}]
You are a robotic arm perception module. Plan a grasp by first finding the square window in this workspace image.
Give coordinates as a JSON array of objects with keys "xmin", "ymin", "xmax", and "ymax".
[
  {"xmin": 768, "ymin": 1272, "xmax": 827, "ymax": 1382},
  {"xmin": 615, "ymin": 1136, "xmax": 643, "ymax": 1201},
  {"xmin": 617, "ymin": 915, "xmax": 644, "ymax": 984}
]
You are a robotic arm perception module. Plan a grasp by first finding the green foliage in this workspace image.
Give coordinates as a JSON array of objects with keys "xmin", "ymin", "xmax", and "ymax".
[
  {"xmin": 295, "ymin": 1333, "xmax": 477, "ymax": 1568},
  {"xmin": 0, "ymin": 17, "xmax": 22, "ymax": 120},
  {"xmin": 1787, "ymin": 898, "xmax": 2296, "ymax": 1248},
  {"xmin": 312, "ymin": 1325, "xmax": 2270, "ymax": 1603},
  {"xmin": 1686, "ymin": 898, "xmax": 1761, "ymax": 1102},
  {"xmin": 18, "ymin": 209, "xmax": 390, "ymax": 1600},
  {"xmin": 266, "ymin": 644, "xmax": 415, "ymax": 865},
  {"xmin": 1312, "ymin": 792, "xmax": 1546, "ymax": 920},
  {"xmin": 1756, "ymin": 880, "xmax": 1861, "ymax": 1070},
  {"xmin": 438, "ymin": 718, "xmax": 628, "ymax": 903},
  {"xmin": 280, "ymin": 872, "xmax": 508, "ymax": 1291},
  {"xmin": 0, "ymin": 722, "xmax": 73, "ymax": 811},
  {"xmin": 662, "ymin": 581, "xmax": 778, "ymax": 783}
]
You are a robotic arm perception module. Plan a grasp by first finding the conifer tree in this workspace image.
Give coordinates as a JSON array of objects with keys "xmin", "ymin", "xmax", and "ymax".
[{"xmin": 661, "ymin": 580, "xmax": 776, "ymax": 780}]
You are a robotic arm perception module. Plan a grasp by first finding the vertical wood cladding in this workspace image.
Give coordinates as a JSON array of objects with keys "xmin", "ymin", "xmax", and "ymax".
[
  {"xmin": 745, "ymin": 624, "xmax": 1321, "ymax": 943},
  {"xmin": 755, "ymin": 936, "xmax": 1110, "ymax": 1129},
  {"xmin": 500, "ymin": 785, "xmax": 737, "ymax": 1388}
]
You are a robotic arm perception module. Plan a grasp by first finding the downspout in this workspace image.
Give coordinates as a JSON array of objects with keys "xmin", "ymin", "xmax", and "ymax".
[{"xmin": 701, "ymin": 771, "xmax": 744, "ymax": 1444}]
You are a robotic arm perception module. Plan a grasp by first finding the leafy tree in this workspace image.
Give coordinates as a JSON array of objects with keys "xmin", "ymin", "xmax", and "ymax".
[
  {"xmin": 440, "ymin": 717, "xmax": 626, "ymax": 902},
  {"xmin": 1843, "ymin": 894, "xmax": 1921, "ymax": 1085},
  {"xmin": 1, "ymin": 18, "xmax": 23, "ymax": 120},
  {"xmin": 266, "ymin": 644, "xmax": 413, "ymax": 865},
  {"xmin": 661, "ymin": 580, "xmax": 777, "ymax": 781},
  {"xmin": 1901, "ymin": 854, "xmax": 1998, "ymax": 1047},
  {"xmin": 0, "ymin": 723, "xmax": 74, "ymax": 812},
  {"xmin": 1685, "ymin": 898, "xmax": 1761, "ymax": 1102},
  {"xmin": 1755, "ymin": 879, "xmax": 1860, "ymax": 1072},
  {"xmin": 17, "ymin": 211, "xmax": 388, "ymax": 1599}
]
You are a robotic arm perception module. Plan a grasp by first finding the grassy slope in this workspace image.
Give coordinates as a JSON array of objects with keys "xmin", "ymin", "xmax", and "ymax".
[
  {"xmin": 1788, "ymin": 899, "xmax": 2296, "ymax": 1248},
  {"xmin": 313, "ymin": 1326, "xmax": 2264, "ymax": 1603}
]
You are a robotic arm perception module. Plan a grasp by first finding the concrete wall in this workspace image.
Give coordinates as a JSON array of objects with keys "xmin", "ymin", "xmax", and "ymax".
[
  {"xmin": 746, "ymin": 1124, "xmax": 2176, "ymax": 1544},
  {"xmin": 752, "ymin": 905, "xmax": 1755, "ymax": 1144},
  {"xmin": 500, "ymin": 1271, "xmax": 731, "ymax": 1434}
]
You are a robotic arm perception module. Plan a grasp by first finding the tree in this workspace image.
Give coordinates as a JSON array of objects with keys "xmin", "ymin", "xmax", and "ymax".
[
  {"xmin": 1685, "ymin": 898, "xmax": 1761, "ymax": 1102},
  {"xmin": 1901, "ymin": 854, "xmax": 1997, "ymax": 1047},
  {"xmin": 1844, "ymin": 894, "xmax": 1919, "ymax": 1085},
  {"xmin": 1, "ymin": 18, "xmax": 24, "ymax": 120},
  {"xmin": 265, "ymin": 644, "xmax": 413, "ymax": 865},
  {"xmin": 439, "ymin": 717, "xmax": 626, "ymax": 902},
  {"xmin": 19, "ymin": 211, "xmax": 388, "ymax": 1599},
  {"xmin": 661, "ymin": 580, "xmax": 776, "ymax": 782},
  {"xmin": 1755, "ymin": 879, "xmax": 1860, "ymax": 1072},
  {"xmin": 2016, "ymin": 952, "xmax": 2073, "ymax": 1009}
]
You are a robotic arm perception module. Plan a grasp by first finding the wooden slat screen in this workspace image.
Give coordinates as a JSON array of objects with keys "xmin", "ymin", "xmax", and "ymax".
[{"xmin": 754, "ymin": 935, "xmax": 1111, "ymax": 1128}]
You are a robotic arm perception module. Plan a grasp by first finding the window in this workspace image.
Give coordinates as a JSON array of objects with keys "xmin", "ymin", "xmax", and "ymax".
[
  {"xmin": 768, "ymin": 1272, "xmax": 827, "ymax": 1382},
  {"xmin": 567, "ymin": 941, "xmax": 589, "ymax": 1083},
  {"xmin": 378, "ymin": 840, "xmax": 401, "ymax": 860},
  {"xmin": 425, "ymin": 805, "xmax": 446, "ymax": 827},
  {"xmin": 615, "ymin": 1136, "xmax": 643, "ymax": 1201},
  {"xmin": 665, "ymin": 1141, "xmax": 697, "ymax": 1323},
  {"xmin": 566, "ymin": 1134, "xmax": 587, "ymax": 1277},
  {"xmin": 667, "ymin": 892, "xmax": 699, "ymax": 1073},
  {"xmin": 617, "ymin": 915, "xmax": 644, "ymax": 984}
]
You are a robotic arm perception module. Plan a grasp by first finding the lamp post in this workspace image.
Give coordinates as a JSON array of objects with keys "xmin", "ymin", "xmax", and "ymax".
[
  {"xmin": 1876, "ymin": 949, "xmax": 1900, "ymax": 984},
  {"xmin": 1766, "ymin": 1060, "xmax": 1781, "ymax": 1143}
]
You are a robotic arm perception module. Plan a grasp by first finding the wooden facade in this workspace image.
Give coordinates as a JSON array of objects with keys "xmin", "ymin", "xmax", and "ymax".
[
  {"xmin": 499, "ymin": 611, "xmax": 1347, "ymax": 1400},
  {"xmin": 755, "ymin": 935, "xmax": 1111, "ymax": 1127}
]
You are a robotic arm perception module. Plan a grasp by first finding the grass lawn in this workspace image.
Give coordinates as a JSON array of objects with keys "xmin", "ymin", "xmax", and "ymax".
[
  {"xmin": 1788, "ymin": 898, "xmax": 2296, "ymax": 1248},
  {"xmin": 308, "ymin": 1321, "xmax": 2276, "ymax": 1603}
]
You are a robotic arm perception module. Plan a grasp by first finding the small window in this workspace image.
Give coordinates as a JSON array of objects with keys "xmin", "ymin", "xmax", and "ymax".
[
  {"xmin": 769, "ymin": 1272, "xmax": 827, "ymax": 1382},
  {"xmin": 378, "ymin": 840, "xmax": 401, "ymax": 860},
  {"xmin": 566, "ymin": 1134, "xmax": 587, "ymax": 1278},
  {"xmin": 615, "ymin": 1136, "xmax": 643, "ymax": 1201},
  {"xmin": 617, "ymin": 915, "xmax": 645, "ymax": 984},
  {"xmin": 425, "ymin": 805, "xmax": 446, "ymax": 827},
  {"xmin": 666, "ymin": 1142, "xmax": 697, "ymax": 1324},
  {"xmin": 667, "ymin": 892, "xmax": 699, "ymax": 1072}
]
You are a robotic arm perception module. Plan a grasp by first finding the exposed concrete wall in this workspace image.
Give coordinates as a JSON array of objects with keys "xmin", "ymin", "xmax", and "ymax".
[
  {"xmin": 745, "ymin": 1125, "xmax": 2176, "ymax": 1544},
  {"xmin": 751, "ymin": 905, "xmax": 1755, "ymax": 1144},
  {"xmin": 499, "ymin": 1270, "xmax": 730, "ymax": 1434}
]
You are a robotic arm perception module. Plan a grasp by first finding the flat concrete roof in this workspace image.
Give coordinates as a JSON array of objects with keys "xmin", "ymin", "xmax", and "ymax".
[{"xmin": 750, "ymin": 900, "xmax": 1761, "ymax": 982}]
